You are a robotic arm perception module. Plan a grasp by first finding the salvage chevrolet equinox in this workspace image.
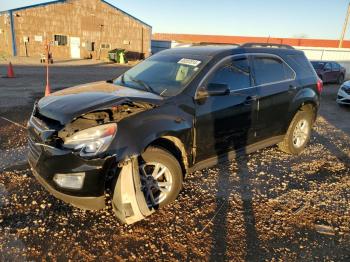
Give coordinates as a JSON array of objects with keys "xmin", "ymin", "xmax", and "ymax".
[{"xmin": 28, "ymin": 43, "xmax": 322, "ymax": 223}]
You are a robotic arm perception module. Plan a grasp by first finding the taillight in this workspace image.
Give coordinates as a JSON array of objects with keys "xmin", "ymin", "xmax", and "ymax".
[{"xmin": 317, "ymin": 79, "xmax": 323, "ymax": 93}]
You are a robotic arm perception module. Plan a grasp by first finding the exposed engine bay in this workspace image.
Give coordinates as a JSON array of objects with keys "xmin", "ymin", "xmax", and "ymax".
[{"xmin": 57, "ymin": 101, "xmax": 155, "ymax": 139}]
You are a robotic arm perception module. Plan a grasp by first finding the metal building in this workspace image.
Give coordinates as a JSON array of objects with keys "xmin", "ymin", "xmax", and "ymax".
[{"xmin": 0, "ymin": 0, "xmax": 152, "ymax": 60}]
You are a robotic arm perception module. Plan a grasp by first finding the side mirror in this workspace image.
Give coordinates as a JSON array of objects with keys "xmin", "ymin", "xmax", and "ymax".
[
  {"xmin": 324, "ymin": 66, "xmax": 331, "ymax": 72},
  {"xmin": 196, "ymin": 83, "xmax": 230, "ymax": 100},
  {"xmin": 207, "ymin": 83, "xmax": 230, "ymax": 96}
]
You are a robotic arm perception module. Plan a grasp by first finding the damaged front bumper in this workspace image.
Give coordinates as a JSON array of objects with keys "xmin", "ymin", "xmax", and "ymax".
[
  {"xmin": 28, "ymin": 138, "xmax": 153, "ymax": 224},
  {"xmin": 28, "ymin": 138, "xmax": 109, "ymax": 210}
]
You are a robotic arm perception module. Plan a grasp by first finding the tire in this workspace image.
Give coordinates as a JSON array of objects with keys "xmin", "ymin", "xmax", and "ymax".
[
  {"xmin": 337, "ymin": 74, "xmax": 345, "ymax": 85},
  {"xmin": 278, "ymin": 109, "xmax": 314, "ymax": 155},
  {"xmin": 140, "ymin": 147, "xmax": 183, "ymax": 208}
]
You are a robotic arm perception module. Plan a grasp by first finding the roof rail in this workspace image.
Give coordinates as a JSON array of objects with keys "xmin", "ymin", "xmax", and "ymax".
[
  {"xmin": 241, "ymin": 42, "xmax": 295, "ymax": 50},
  {"xmin": 193, "ymin": 42, "xmax": 240, "ymax": 47}
]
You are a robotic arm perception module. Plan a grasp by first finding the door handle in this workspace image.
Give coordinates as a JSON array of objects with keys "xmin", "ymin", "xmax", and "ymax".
[
  {"xmin": 289, "ymin": 85, "xmax": 297, "ymax": 91},
  {"xmin": 244, "ymin": 95, "xmax": 258, "ymax": 105}
]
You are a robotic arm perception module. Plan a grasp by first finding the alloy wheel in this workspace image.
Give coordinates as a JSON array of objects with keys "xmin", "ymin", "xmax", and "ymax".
[
  {"xmin": 292, "ymin": 119, "xmax": 310, "ymax": 148},
  {"xmin": 140, "ymin": 162, "xmax": 173, "ymax": 207}
]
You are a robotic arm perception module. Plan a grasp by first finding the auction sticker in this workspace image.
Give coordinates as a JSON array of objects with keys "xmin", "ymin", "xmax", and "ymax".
[{"xmin": 178, "ymin": 58, "xmax": 202, "ymax": 67}]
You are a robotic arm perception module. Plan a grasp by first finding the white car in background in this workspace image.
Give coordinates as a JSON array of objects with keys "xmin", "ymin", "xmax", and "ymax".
[{"xmin": 337, "ymin": 81, "xmax": 350, "ymax": 106}]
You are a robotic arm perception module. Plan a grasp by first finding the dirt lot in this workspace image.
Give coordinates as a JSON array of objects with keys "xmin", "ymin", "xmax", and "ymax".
[{"xmin": 0, "ymin": 61, "xmax": 349, "ymax": 261}]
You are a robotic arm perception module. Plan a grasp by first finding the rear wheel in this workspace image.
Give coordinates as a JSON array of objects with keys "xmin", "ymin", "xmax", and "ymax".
[
  {"xmin": 140, "ymin": 147, "xmax": 183, "ymax": 209},
  {"xmin": 278, "ymin": 108, "xmax": 314, "ymax": 155},
  {"xmin": 337, "ymin": 74, "xmax": 345, "ymax": 85}
]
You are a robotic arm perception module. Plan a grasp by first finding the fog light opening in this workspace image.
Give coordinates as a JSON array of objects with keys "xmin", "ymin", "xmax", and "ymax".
[{"xmin": 53, "ymin": 173, "xmax": 85, "ymax": 190}]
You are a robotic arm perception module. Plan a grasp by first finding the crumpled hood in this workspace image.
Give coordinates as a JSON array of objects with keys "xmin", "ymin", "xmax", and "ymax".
[{"xmin": 37, "ymin": 81, "xmax": 162, "ymax": 124}]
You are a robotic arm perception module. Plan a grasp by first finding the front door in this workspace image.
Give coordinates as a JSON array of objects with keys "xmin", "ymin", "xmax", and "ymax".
[
  {"xmin": 70, "ymin": 37, "xmax": 81, "ymax": 59},
  {"xmin": 195, "ymin": 55, "xmax": 258, "ymax": 162}
]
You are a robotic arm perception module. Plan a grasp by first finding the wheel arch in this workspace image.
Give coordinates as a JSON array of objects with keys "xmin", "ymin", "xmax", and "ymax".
[
  {"xmin": 146, "ymin": 136, "xmax": 189, "ymax": 176},
  {"xmin": 284, "ymin": 90, "xmax": 319, "ymax": 133}
]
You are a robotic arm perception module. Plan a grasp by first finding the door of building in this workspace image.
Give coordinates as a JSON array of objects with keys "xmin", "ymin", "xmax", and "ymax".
[{"xmin": 70, "ymin": 37, "xmax": 80, "ymax": 59}]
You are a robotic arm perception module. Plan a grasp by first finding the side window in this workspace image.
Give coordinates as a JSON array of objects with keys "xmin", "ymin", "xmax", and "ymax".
[
  {"xmin": 324, "ymin": 63, "xmax": 332, "ymax": 71},
  {"xmin": 208, "ymin": 57, "xmax": 251, "ymax": 91},
  {"xmin": 332, "ymin": 62, "xmax": 340, "ymax": 71},
  {"xmin": 287, "ymin": 54, "xmax": 316, "ymax": 79},
  {"xmin": 54, "ymin": 35, "xmax": 67, "ymax": 46},
  {"xmin": 253, "ymin": 56, "xmax": 295, "ymax": 85}
]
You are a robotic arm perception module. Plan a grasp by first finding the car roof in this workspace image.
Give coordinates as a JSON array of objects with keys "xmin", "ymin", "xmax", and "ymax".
[
  {"xmin": 311, "ymin": 60, "xmax": 338, "ymax": 64},
  {"xmin": 159, "ymin": 45, "xmax": 238, "ymax": 57},
  {"xmin": 157, "ymin": 45, "xmax": 304, "ymax": 59}
]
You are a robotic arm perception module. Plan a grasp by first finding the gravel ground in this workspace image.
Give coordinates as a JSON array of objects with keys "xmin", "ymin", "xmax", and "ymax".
[{"xmin": 0, "ymin": 62, "xmax": 349, "ymax": 261}]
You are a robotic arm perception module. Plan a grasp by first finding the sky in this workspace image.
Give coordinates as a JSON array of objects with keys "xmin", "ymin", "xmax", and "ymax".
[{"xmin": 0, "ymin": 0, "xmax": 349, "ymax": 40}]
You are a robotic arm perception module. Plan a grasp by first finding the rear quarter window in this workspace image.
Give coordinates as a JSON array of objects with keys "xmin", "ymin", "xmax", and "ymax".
[
  {"xmin": 253, "ymin": 56, "xmax": 295, "ymax": 86},
  {"xmin": 286, "ymin": 54, "xmax": 317, "ymax": 80}
]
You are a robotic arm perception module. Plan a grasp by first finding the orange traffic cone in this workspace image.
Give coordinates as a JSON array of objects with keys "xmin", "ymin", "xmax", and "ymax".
[
  {"xmin": 45, "ymin": 84, "xmax": 51, "ymax": 96},
  {"xmin": 7, "ymin": 62, "xmax": 15, "ymax": 78}
]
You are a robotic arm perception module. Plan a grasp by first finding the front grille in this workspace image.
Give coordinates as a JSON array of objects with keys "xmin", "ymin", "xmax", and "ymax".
[
  {"xmin": 28, "ymin": 137, "xmax": 42, "ymax": 162},
  {"xmin": 30, "ymin": 115, "xmax": 49, "ymax": 132},
  {"xmin": 33, "ymin": 111, "xmax": 62, "ymax": 129}
]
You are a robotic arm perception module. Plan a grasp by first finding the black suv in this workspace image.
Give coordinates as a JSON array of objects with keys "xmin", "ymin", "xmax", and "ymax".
[{"xmin": 28, "ymin": 43, "xmax": 321, "ymax": 223}]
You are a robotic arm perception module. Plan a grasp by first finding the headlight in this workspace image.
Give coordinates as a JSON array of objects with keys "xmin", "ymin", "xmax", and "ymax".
[
  {"xmin": 342, "ymin": 85, "xmax": 349, "ymax": 91},
  {"xmin": 63, "ymin": 123, "xmax": 117, "ymax": 157}
]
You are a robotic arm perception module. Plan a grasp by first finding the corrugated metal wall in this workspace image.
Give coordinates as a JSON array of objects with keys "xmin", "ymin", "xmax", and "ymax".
[{"xmin": 0, "ymin": 13, "xmax": 13, "ymax": 56}]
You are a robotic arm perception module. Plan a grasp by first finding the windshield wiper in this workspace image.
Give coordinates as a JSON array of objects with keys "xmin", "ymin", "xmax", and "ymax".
[{"xmin": 126, "ymin": 74, "xmax": 158, "ymax": 95}]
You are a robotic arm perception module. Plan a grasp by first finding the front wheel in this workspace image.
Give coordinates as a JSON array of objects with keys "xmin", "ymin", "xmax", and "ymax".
[
  {"xmin": 278, "ymin": 109, "xmax": 314, "ymax": 155},
  {"xmin": 140, "ymin": 147, "xmax": 183, "ymax": 209}
]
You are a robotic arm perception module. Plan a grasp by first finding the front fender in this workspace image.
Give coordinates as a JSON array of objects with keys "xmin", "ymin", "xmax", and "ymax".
[{"xmin": 107, "ymin": 104, "xmax": 194, "ymax": 163}]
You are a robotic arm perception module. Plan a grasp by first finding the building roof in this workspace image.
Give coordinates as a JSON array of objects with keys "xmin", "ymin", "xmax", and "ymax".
[
  {"xmin": 153, "ymin": 33, "xmax": 349, "ymax": 49},
  {"xmin": 0, "ymin": 0, "xmax": 151, "ymax": 28}
]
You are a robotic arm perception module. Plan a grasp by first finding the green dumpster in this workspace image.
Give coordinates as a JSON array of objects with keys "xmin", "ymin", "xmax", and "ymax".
[{"xmin": 108, "ymin": 48, "xmax": 118, "ymax": 62}]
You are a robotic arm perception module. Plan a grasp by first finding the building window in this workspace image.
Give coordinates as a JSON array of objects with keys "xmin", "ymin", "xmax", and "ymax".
[
  {"xmin": 100, "ymin": 43, "xmax": 111, "ymax": 49},
  {"xmin": 54, "ymin": 35, "xmax": 67, "ymax": 46}
]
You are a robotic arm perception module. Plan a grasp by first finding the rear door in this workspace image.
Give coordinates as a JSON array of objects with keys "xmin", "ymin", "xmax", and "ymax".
[
  {"xmin": 252, "ymin": 54, "xmax": 297, "ymax": 140},
  {"xmin": 195, "ymin": 55, "xmax": 258, "ymax": 161},
  {"xmin": 331, "ymin": 62, "xmax": 341, "ymax": 82},
  {"xmin": 323, "ymin": 62, "xmax": 333, "ymax": 82}
]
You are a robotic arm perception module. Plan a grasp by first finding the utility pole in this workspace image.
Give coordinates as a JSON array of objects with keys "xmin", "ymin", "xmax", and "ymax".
[{"xmin": 339, "ymin": 2, "xmax": 350, "ymax": 48}]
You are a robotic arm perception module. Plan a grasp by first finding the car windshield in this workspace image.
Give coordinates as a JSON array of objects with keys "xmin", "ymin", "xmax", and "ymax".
[
  {"xmin": 114, "ymin": 54, "xmax": 206, "ymax": 97},
  {"xmin": 311, "ymin": 62, "xmax": 325, "ymax": 69}
]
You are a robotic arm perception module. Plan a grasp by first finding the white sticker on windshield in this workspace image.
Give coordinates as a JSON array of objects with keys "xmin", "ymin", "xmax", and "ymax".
[{"xmin": 178, "ymin": 58, "xmax": 202, "ymax": 67}]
